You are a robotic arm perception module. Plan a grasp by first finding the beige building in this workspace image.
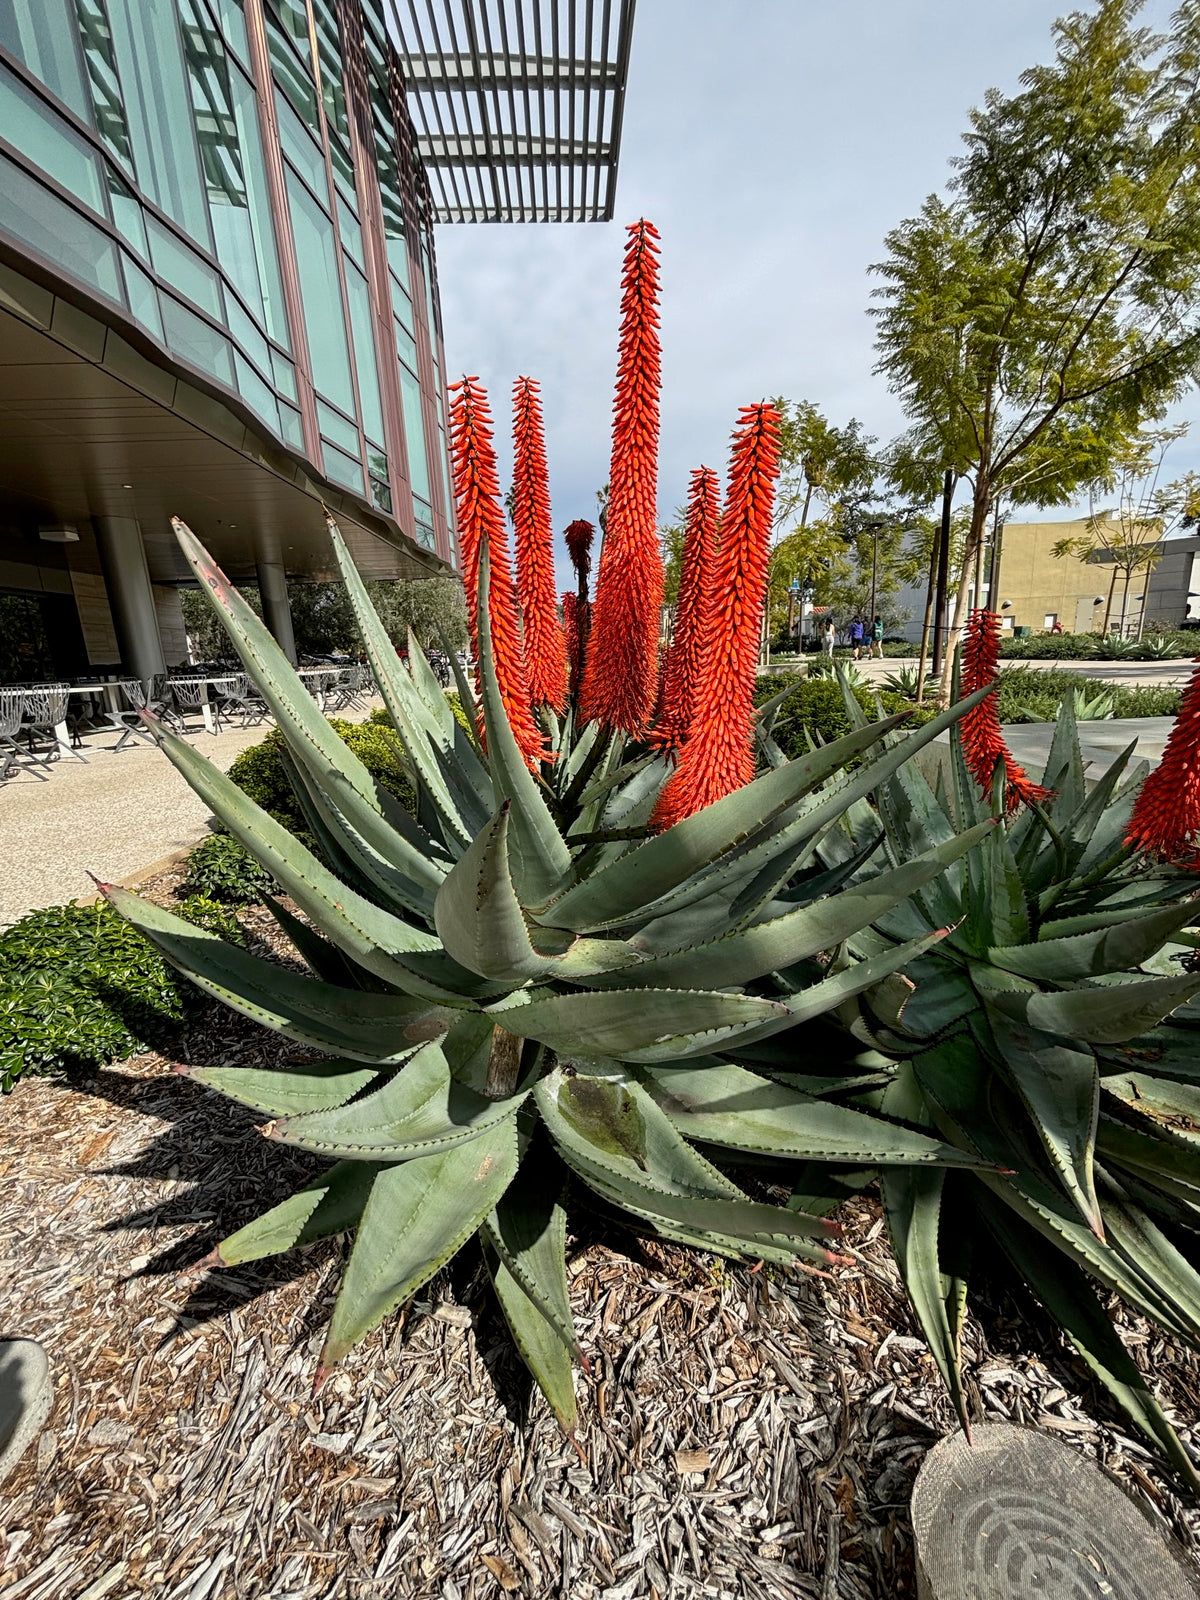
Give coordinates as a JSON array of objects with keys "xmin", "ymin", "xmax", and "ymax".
[{"xmin": 993, "ymin": 516, "xmax": 1120, "ymax": 635}]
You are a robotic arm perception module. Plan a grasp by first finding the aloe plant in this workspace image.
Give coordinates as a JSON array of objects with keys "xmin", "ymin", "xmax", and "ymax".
[
  {"xmin": 792, "ymin": 673, "xmax": 1200, "ymax": 1483},
  {"xmin": 101, "ymin": 515, "xmax": 1007, "ymax": 1430}
]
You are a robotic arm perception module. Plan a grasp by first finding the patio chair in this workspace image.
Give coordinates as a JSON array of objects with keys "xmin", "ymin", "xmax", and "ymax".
[
  {"xmin": 0, "ymin": 688, "xmax": 50, "ymax": 782},
  {"xmin": 21, "ymin": 683, "xmax": 84, "ymax": 762},
  {"xmin": 105, "ymin": 679, "xmax": 160, "ymax": 752},
  {"xmin": 325, "ymin": 666, "xmax": 366, "ymax": 714},
  {"xmin": 147, "ymin": 674, "xmax": 187, "ymax": 733},
  {"xmin": 215, "ymin": 674, "xmax": 265, "ymax": 729},
  {"xmin": 169, "ymin": 675, "xmax": 219, "ymax": 734}
]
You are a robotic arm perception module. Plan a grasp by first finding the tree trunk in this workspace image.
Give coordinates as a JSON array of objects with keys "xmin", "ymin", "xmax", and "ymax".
[
  {"xmin": 937, "ymin": 482, "xmax": 990, "ymax": 707},
  {"xmin": 930, "ymin": 470, "xmax": 954, "ymax": 675},
  {"xmin": 800, "ymin": 481, "xmax": 814, "ymax": 530},
  {"xmin": 1119, "ymin": 571, "xmax": 1132, "ymax": 638},
  {"xmin": 1101, "ymin": 565, "xmax": 1117, "ymax": 635},
  {"xmin": 916, "ymin": 534, "xmax": 938, "ymax": 705}
]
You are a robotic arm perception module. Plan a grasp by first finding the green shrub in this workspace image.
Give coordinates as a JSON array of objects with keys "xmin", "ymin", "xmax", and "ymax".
[
  {"xmin": 753, "ymin": 674, "xmax": 935, "ymax": 758},
  {"xmin": 993, "ymin": 667, "xmax": 1182, "ymax": 723},
  {"xmin": 0, "ymin": 902, "xmax": 194, "ymax": 1091},
  {"xmin": 182, "ymin": 833, "xmax": 275, "ymax": 905},
  {"xmin": 226, "ymin": 716, "xmax": 414, "ymax": 841},
  {"xmin": 999, "ymin": 628, "xmax": 1195, "ymax": 661},
  {"xmin": 174, "ymin": 895, "xmax": 245, "ymax": 945}
]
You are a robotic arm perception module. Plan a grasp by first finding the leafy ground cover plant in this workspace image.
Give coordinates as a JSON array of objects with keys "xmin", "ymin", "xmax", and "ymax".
[
  {"xmin": 181, "ymin": 833, "xmax": 275, "ymax": 905},
  {"xmin": 999, "ymin": 629, "xmax": 1196, "ymax": 661},
  {"xmin": 994, "ymin": 668, "xmax": 1182, "ymax": 724},
  {"xmin": 752, "ymin": 674, "xmax": 935, "ymax": 757}
]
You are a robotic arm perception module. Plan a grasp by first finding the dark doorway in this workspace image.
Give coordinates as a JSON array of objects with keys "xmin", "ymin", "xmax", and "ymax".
[{"xmin": 0, "ymin": 591, "xmax": 89, "ymax": 683}]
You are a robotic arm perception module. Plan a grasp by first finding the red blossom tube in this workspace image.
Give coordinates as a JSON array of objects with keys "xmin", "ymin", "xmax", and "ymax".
[
  {"xmin": 512, "ymin": 376, "xmax": 567, "ymax": 712},
  {"xmin": 447, "ymin": 375, "xmax": 542, "ymax": 769},
  {"xmin": 652, "ymin": 465, "xmax": 720, "ymax": 751},
  {"xmin": 579, "ymin": 220, "xmax": 664, "ymax": 734},
  {"xmin": 651, "ymin": 405, "xmax": 781, "ymax": 829},
  {"xmin": 1126, "ymin": 656, "xmax": 1200, "ymax": 866},
  {"xmin": 959, "ymin": 608, "xmax": 1053, "ymax": 812}
]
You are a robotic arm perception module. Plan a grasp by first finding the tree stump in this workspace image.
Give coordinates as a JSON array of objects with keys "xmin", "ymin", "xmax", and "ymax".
[
  {"xmin": 911, "ymin": 1423, "xmax": 1200, "ymax": 1599},
  {"xmin": 0, "ymin": 1338, "xmax": 51, "ymax": 1486}
]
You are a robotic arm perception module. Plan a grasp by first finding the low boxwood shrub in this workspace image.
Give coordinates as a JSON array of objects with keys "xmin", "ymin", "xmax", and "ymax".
[
  {"xmin": 994, "ymin": 667, "xmax": 1182, "ymax": 723},
  {"xmin": 0, "ymin": 902, "xmax": 192, "ymax": 1090},
  {"xmin": 182, "ymin": 833, "xmax": 275, "ymax": 905}
]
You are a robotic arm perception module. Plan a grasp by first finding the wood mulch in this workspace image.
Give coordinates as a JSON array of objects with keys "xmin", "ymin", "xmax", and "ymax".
[{"xmin": 2, "ymin": 875, "xmax": 1200, "ymax": 1599}]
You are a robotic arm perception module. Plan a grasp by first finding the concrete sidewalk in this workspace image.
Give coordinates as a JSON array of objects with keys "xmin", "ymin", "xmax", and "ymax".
[
  {"xmin": 764, "ymin": 655, "xmax": 1198, "ymax": 689},
  {"xmin": 0, "ymin": 700, "xmax": 382, "ymax": 928}
]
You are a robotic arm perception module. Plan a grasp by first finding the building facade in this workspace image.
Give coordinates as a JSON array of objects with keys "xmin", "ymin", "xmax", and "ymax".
[{"xmin": 0, "ymin": 0, "xmax": 605, "ymax": 684}]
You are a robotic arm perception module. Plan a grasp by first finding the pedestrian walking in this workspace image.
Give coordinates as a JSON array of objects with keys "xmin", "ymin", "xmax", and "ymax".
[
  {"xmin": 871, "ymin": 616, "xmax": 885, "ymax": 659},
  {"xmin": 849, "ymin": 617, "xmax": 865, "ymax": 659},
  {"xmin": 821, "ymin": 617, "xmax": 836, "ymax": 657}
]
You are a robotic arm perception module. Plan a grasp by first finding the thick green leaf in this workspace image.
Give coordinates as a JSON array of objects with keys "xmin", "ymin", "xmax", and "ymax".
[
  {"xmin": 993, "ymin": 973, "xmax": 1200, "ymax": 1045},
  {"xmin": 475, "ymin": 545, "xmax": 572, "ymax": 905},
  {"xmin": 320, "ymin": 1118, "xmax": 519, "ymax": 1369},
  {"xmin": 186, "ymin": 1059, "xmax": 379, "ymax": 1116},
  {"xmin": 104, "ymin": 885, "xmax": 457, "ymax": 1061},
  {"xmin": 434, "ymin": 804, "xmax": 557, "ymax": 982},
  {"xmin": 489, "ymin": 987, "xmax": 790, "ymax": 1064},
  {"xmin": 984, "ymin": 1201, "xmax": 1200, "ymax": 1491},
  {"xmin": 986, "ymin": 1010, "xmax": 1103, "ymax": 1238},
  {"xmin": 1102, "ymin": 1072, "xmax": 1200, "ymax": 1136},
  {"xmin": 578, "ymin": 823, "xmax": 992, "ymax": 992},
  {"xmin": 991, "ymin": 901, "xmax": 1200, "ymax": 981},
  {"xmin": 483, "ymin": 1241, "xmax": 577, "ymax": 1433},
  {"xmin": 215, "ymin": 1160, "xmax": 381, "ymax": 1266},
  {"xmin": 880, "ymin": 1063, "xmax": 968, "ymax": 1429},
  {"xmin": 266, "ymin": 1033, "xmax": 526, "ymax": 1158},
  {"xmin": 262, "ymin": 894, "xmax": 381, "ymax": 992},
  {"xmin": 481, "ymin": 1158, "xmax": 577, "ymax": 1358},
  {"xmin": 639, "ymin": 1059, "xmax": 988, "ymax": 1167}
]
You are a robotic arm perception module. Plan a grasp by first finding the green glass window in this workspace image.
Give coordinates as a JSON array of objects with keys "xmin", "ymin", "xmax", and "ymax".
[
  {"xmin": 0, "ymin": 65, "xmax": 106, "ymax": 214},
  {"xmin": 266, "ymin": 15, "xmax": 319, "ymax": 132},
  {"xmin": 72, "ymin": 0, "xmax": 133, "ymax": 165},
  {"xmin": 234, "ymin": 352, "xmax": 280, "ymax": 433},
  {"xmin": 309, "ymin": 0, "xmax": 347, "ymax": 146},
  {"xmin": 224, "ymin": 292, "xmax": 272, "ymax": 377},
  {"xmin": 399, "ymin": 366, "xmax": 431, "ymax": 504},
  {"xmin": 322, "ymin": 440, "xmax": 364, "ymax": 495},
  {"xmin": 146, "ymin": 214, "xmax": 222, "ymax": 316},
  {"xmin": 278, "ymin": 400, "xmax": 303, "ymax": 449},
  {"xmin": 394, "ymin": 315, "xmax": 416, "ymax": 372},
  {"xmin": 107, "ymin": 168, "xmax": 148, "ymax": 257},
  {"xmin": 271, "ymin": 349, "xmax": 297, "ymax": 400},
  {"xmin": 275, "ymin": 92, "xmax": 325, "ymax": 195},
  {"xmin": 336, "ymin": 194, "xmax": 363, "ymax": 268},
  {"xmin": 121, "ymin": 251, "xmax": 163, "ymax": 338},
  {"xmin": 344, "ymin": 263, "xmax": 384, "ymax": 447},
  {"xmin": 0, "ymin": 0, "xmax": 89, "ymax": 122},
  {"xmin": 412, "ymin": 497, "xmax": 435, "ymax": 551},
  {"xmin": 316, "ymin": 398, "xmax": 359, "ymax": 456},
  {"xmin": 273, "ymin": 0, "xmax": 311, "ymax": 49},
  {"xmin": 0, "ymin": 153, "xmax": 121, "ymax": 301},
  {"xmin": 228, "ymin": 69, "xmax": 288, "ymax": 346},
  {"xmin": 104, "ymin": 0, "xmax": 210, "ymax": 245},
  {"xmin": 160, "ymin": 292, "xmax": 235, "ymax": 383},
  {"xmin": 391, "ymin": 267, "xmax": 413, "ymax": 330},
  {"xmin": 214, "ymin": 0, "xmax": 249, "ymax": 66},
  {"xmin": 284, "ymin": 167, "xmax": 354, "ymax": 414}
]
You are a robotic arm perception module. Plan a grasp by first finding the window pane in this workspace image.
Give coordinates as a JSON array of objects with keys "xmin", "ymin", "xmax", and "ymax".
[
  {"xmin": 412, "ymin": 496, "xmax": 435, "ymax": 550},
  {"xmin": 275, "ymin": 0, "xmax": 310, "ymax": 48},
  {"xmin": 284, "ymin": 169, "xmax": 354, "ymax": 413},
  {"xmin": 322, "ymin": 440, "xmax": 364, "ymax": 495},
  {"xmin": 310, "ymin": 0, "xmax": 348, "ymax": 144},
  {"xmin": 104, "ymin": 0, "xmax": 211, "ymax": 244},
  {"xmin": 371, "ymin": 475, "xmax": 392, "ymax": 514},
  {"xmin": 267, "ymin": 16, "xmax": 319, "ymax": 130},
  {"xmin": 399, "ymin": 367, "xmax": 431, "ymax": 504},
  {"xmin": 160, "ymin": 293, "xmax": 234, "ymax": 383},
  {"xmin": 121, "ymin": 250, "xmax": 163, "ymax": 337},
  {"xmin": 271, "ymin": 348, "xmax": 297, "ymax": 399},
  {"xmin": 0, "ymin": 154, "xmax": 122, "ymax": 300},
  {"xmin": 72, "ymin": 0, "xmax": 133, "ymax": 164},
  {"xmin": 316, "ymin": 397, "xmax": 359, "ymax": 456},
  {"xmin": 337, "ymin": 193, "xmax": 363, "ymax": 268},
  {"xmin": 214, "ymin": 0, "xmax": 249, "ymax": 66},
  {"xmin": 393, "ymin": 315, "xmax": 416, "ymax": 371},
  {"xmin": 276, "ymin": 93, "xmax": 325, "ymax": 195},
  {"xmin": 0, "ymin": 0, "xmax": 89, "ymax": 121},
  {"xmin": 0, "ymin": 64, "xmax": 106, "ymax": 214},
  {"xmin": 107, "ymin": 168, "xmax": 147, "ymax": 256},
  {"xmin": 229, "ymin": 69, "xmax": 288, "ymax": 346},
  {"xmin": 146, "ymin": 214, "xmax": 222, "ymax": 316},
  {"xmin": 225, "ymin": 291, "xmax": 271, "ymax": 375},
  {"xmin": 344, "ymin": 263, "xmax": 384, "ymax": 446},
  {"xmin": 234, "ymin": 351, "xmax": 280, "ymax": 433},
  {"xmin": 278, "ymin": 399, "xmax": 303, "ymax": 448}
]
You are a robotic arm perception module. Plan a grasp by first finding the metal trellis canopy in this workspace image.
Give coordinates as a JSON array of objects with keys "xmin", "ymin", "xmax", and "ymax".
[{"xmin": 386, "ymin": 1, "xmax": 637, "ymax": 223}]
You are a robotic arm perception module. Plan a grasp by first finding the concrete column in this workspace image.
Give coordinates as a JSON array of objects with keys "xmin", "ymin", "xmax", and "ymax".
[
  {"xmin": 256, "ymin": 554, "xmax": 296, "ymax": 664},
  {"xmin": 93, "ymin": 516, "xmax": 166, "ymax": 684}
]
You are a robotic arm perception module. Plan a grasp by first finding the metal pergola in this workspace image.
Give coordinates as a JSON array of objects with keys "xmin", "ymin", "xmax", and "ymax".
[{"xmin": 385, "ymin": 1, "xmax": 637, "ymax": 223}]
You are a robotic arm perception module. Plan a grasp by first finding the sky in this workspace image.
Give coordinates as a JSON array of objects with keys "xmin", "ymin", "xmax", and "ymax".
[{"xmin": 432, "ymin": 0, "xmax": 1189, "ymax": 580}]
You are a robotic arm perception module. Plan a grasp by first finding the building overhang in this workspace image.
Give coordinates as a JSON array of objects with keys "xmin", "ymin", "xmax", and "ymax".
[{"xmin": 388, "ymin": 0, "xmax": 637, "ymax": 223}]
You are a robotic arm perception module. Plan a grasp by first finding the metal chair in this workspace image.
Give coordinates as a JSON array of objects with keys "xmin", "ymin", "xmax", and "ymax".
[
  {"xmin": 21, "ymin": 683, "xmax": 83, "ymax": 762},
  {"xmin": 0, "ymin": 688, "xmax": 50, "ymax": 781},
  {"xmin": 104, "ymin": 679, "xmax": 159, "ymax": 752},
  {"xmin": 169, "ymin": 676, "xmax": 217, "ymax": 734},
  {"xmin": 212, "ymin": 673, "xmax": 263, "ymax": 730}
]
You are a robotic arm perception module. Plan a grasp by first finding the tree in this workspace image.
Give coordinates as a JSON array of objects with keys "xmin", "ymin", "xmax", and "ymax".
[
  {"xmin": 1053, "ymin": 423, "xmax": 1200, "ymax": 635},
  {"xmin": 873, "ymin": 0, "xmax": 1200, "ymax": 699}
]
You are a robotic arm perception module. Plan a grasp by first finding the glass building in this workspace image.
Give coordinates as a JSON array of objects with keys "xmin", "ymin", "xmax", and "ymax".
[{"xmin": 0, "ymin": 0, "xmax": 636, "ymax": 681}]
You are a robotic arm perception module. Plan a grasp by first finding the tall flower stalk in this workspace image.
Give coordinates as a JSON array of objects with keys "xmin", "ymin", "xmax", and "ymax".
[
  {"xmin": 447, "ymin": 376, "xmax": 543, "ymax": 768},
  {"xmin": 651, "ymin": 406, "xmax": 781, "ymax": 829},
  {"xmin": 959, "ymin": 609, "xmax": 1052, "ymax": 811},
  {"xmin": 511, "ymin": 376, "xmax": 567, "ymax": 712},
  {"xmin": 562, "ymin": 591, "xmax": 583, "ymax": 694},
  {"xmin": 653, "ymin": 466, "xmax": 720, "ymax": 751},
  {"xmin": 1126, "ymin": 657, "xmax": 1200, "ymax": 865},
  {"xmin": 580, "ymin": 220, "xmax": 664, "ymax": 734}
]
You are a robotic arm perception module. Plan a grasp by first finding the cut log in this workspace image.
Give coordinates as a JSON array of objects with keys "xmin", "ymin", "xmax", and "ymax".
[{"xmin": 912, "ymin": 1422, "xmax": 1200, "ymax": 1599}]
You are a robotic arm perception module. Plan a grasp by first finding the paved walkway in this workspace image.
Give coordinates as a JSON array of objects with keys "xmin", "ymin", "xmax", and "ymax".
[
  {"xmin": 0, "ymin": 700, "xmax": 382, "ymax": 928},
  {"xmin": 764, "ymin": 655, "xmax": 1199, "ymax": 689}
]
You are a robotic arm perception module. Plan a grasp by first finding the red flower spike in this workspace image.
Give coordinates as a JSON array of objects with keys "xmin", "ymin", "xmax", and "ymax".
[
  {"xmin": 959, "ymin": 609, "xmax": 1053, "ymax": 812},
  {"xmin": 447, "ymin": 376, "xmax": 543, "ymax": 769},
  {"xmin": 652, "ymin": 465, "xmax": 720, "ymax": 751},
  {"xmin": 512, "ymin": 376, "xmax": 568, "ymax": 712},
  {"xmin": 564, "ymin": 519, "xmax": 595, "ymax": 592},
  {"xmin": 1126, "ymin": 656, "xmax": 1200, "ymax": 866},
  {"xmin": 579, "ymin": 220, "xmax": 665, "ymax": 733},
  {"xmin": 651, "ymin": 406, "xmax": 782, "ymax": 830},
  {"xmin": 562, "ymin": 591, "xmax": 584, "ymax": 694}
]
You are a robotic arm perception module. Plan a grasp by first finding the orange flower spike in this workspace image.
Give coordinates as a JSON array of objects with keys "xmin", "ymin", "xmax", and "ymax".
[
  {"xmin": 564, "ymin": 519, "xmax": 595, "ymax": 594},
  {"xmin": 653, "ymin": 465, "xmax": 720, "ymax": 751},
  {"xmin": 579, "ymin": 220, "xmax": 664, "ymax": 733},
  {"xmin": 1126, "ymin": 656, "xmax": 1200, "ymax": 866},
  {"xmin": 959, "ymin": 608, "xmax": 1053, "ymax": 812},
  {"xmin": 511, "ymin": 376, "xmax": 568, "ymax": 712},
  {"xmin": 447, "ymin": 376, "xmax": 543, "ymax": 769},
  {"xmin": 651, "ymin": 406, "xmax": 782, "ymax": 830}
]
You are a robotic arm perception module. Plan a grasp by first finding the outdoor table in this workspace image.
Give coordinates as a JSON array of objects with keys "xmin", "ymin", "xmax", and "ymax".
[
  {"xmin": 297, "ymin": 665, "xmax": 341, "ymax": 711},
  {"xmin": 167, "ymin": 676, "xmax": 240, "ymax": 735},
  {"xmin": 60, "ymin": 681, "xmax": 137, "ymax": 754}
]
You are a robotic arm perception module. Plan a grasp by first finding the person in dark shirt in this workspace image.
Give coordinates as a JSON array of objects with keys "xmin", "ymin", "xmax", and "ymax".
[{"xmin": 849, "ymin": 618, "xmax": 865, "ymax": 659}]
